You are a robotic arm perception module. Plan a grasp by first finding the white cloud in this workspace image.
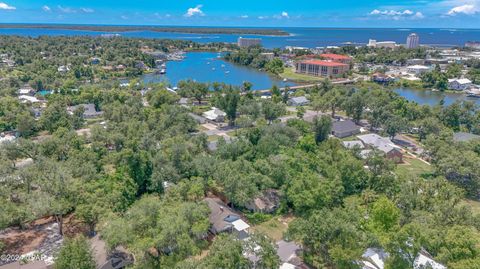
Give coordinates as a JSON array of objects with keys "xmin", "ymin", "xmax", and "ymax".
[
  {"xmin": 258, "ymin": 16, "xmax": 268, "ymax": 19},
  {"xmin": 281, "ymin": 11, "xmax": 289, "ymax": 18},
  {"xmin": 120, "ymin": 15, "xmax": 128, "ymax": 20},
  {"xmin": 184, "ymin": 4, "xmax": 204, "ymax": 17},
  {"xmin": 42, "ymin": 5, "xmax": 51, "ymax": 12},
  {"xmin": 57, "ymin": 6, "xmax": 94, "ymax": 14},
  {"xmin": 240, "ymin": 15, "xmax": 249, "ymax": 18},
  {"xmin": 58, "ymin": 6, "xmax": 75, "ymax": 13},
  {"xmin": 447, "ymin": 4, "xmax": 479, "ymax": 15},
  {"xmin": 0, "ymin": 2, "xmax": 15, "ymax": 10},
  {"xmin": 369, "ymin": 9, "xmax": 425, "ymax": 20},
  {"xmin": 80, "ymin": 8, "xmax": 94, "ymax": 13}
]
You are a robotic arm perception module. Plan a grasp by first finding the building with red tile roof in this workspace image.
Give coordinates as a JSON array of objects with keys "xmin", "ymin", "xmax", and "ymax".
[
  {"xmin": 320, "ymin": 53, "xmax": 353, "ymax": 64},
  {"xmin": 295, "ymin": 60, "xmax": 349, "ymax": 78}
]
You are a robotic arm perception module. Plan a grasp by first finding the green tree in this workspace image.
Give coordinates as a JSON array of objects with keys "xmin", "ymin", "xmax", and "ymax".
[
  {"xmin": 312, "ymin": 115, "xmax": 332, "ymax": 144},
  {"xmin": 55, "ymin": 236, "xmax": 96, "ymax": 269}
]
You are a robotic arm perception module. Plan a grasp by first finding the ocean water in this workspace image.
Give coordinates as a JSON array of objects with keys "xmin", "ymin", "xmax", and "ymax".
[{"xmin": 0, "ymin": 27, "xmax": 479, "ymax": 48}]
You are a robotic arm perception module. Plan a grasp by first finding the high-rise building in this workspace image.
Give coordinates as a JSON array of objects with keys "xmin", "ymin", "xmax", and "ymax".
[
  {"xmin": 237, "ymin": 37, "xmax": 262, "ymax": 48},
  {"xmin": 406, "ymin": 33, "xmax": 420, "ymax": 49}
]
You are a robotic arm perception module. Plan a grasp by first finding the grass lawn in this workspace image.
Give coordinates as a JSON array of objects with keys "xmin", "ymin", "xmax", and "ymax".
[
  {"xmin": 280, "ymin": 68, "xmax": 324, "ymax": 83},
  {"xmin": 460, "ymin": 199, "xmax": 480, "ymax": 215},
  {"xmin": 396, "ymin": 157, "xmax": 433, "ymax": 179},
  {"xmin": 207, "ymin": 135, "xmax": 220, "ymax": 142},
  {"xmin": 252, "ymin": 216, "xmax": 294, "ymax": 241}
]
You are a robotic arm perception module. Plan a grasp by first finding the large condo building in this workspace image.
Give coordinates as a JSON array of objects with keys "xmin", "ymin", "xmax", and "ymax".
[
  {"xmin": 237, "ymin": 37, "xmax": 262, "ymax": 48},
  {"xmin": 406, "ymin": 33, "xmax": 420, "ymax": 49},
  {"xmin": 295, "ymin": 60, "xmax": 349, "ymax": 78}
]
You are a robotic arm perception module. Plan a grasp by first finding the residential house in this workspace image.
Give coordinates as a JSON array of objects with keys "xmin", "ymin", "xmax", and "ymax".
[
  {"xmin": 342, "ymin": 140, "xmax": 365, "ymax": 149},
  {"xmin": 287, "ymin": 96, "xmax": 310, "ymax": 106},
  {"xmin": 260, "ymin": 52, "xmax": 275, "ymax": 60},
  {"xmin": 91, "ymin": 57, "xmax": 100, "ymax": 65},
  {"xmin": 357, "ymin": 134, "xmax": 403, "ymax": 163},
  {"xmin": 17, "ymin": 85, "xmax": 35, "ymax": 96},
  {"xmin": 448, "ymin": 78, "xmax": 472, "ymax": 91},
  {"xmin": 453, "ymin": 132, "xmax": 480, "ymax": 142},
  {"xmin": 360, "ymin": 248, "xmax": 389, "ymax": 269},
  {"xmin": 245, "ymin": 189, "xmax": 280, "ymax": 213},
  {"xmin": 414, "ymin": 250, "xmax": 446, "ymax": 269},
  {"xmin": 188, "ymin": 113, "xmax": 207, "ymax": 124},
  {"xmin": 18, "ymin": 95, "xmax": 41, "ymax": 104},
  {"xmin": 371, "ymin": 73, "xmax": 395, "ymax": 84},
  {"xmin": 332, "ymin": 120, "xmax": 361, "ymax": 138},
  {"xmin": 67, "ymin": 103, "xmax": 103, "ymax": 119},
  {"xmin": 277, "ymin": 240, "xmax": 308, "ymax": 269},
  {"xmin": 203, "ymin": 197, "xmax": 250, "ymax": 239},
  {"xmin": 203, "ymin": 107, "xmax": 226, "ymax": 123},
  {"xmin": 0, "ymin": 132, "xmax": 16, "ymax": 145},
  {"xmin": 406, "ymin": 65, "xmax": 430, "ymax": 75},
  {"xmin": 57, "ymin": 65, "xmax": 70, "ymax": 73}
]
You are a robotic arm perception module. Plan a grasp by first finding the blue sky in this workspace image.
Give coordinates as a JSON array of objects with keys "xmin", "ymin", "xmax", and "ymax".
[{"xmin": 0, "ymin": 0, "xmax": 479, "ymax": 28}]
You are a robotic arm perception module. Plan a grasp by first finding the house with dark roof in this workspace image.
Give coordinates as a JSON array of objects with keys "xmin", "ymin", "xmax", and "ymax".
[
  {"xmin": 203, "ymin": 197, "xmax": 250, "ymax": 238},
  {"xmin": 332, "ymin": 120, "xmax": 361, "ymax": 138},
  {"xmin": 67, "ymin": 104, "xmax": 103, "ymax": 119}
]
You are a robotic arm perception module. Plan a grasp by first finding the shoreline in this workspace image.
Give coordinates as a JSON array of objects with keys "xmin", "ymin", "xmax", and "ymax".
[{"xmin": 0, "ymin": 24, "xmax": 290, "ymax": 36}]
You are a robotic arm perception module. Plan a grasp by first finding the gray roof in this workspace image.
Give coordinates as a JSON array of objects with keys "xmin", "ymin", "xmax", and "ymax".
[
  {"xmin": 288, "ymin": 96, "xmax": 309, "ymax": 104},
  {"xmin": 453, "ymin": 132, "xmax": 480, "ymax": 142},
  {"xmin": 68, "ymin": 103, "xmax": 103, "ymax": 117},
  {"xmin": 357, "ymin": 134, "xmax": 398, "ymax": 154},
  {"xmin": 188, "ymin": 113, "xmax": 206, "ymax": 124},
  {"xmin": 203, "ymin": 197, "xmax": 239, "ymax": 234},
  {"xmin": 277, "ymin": 240, "xmax": 300, "ymax": 263},
  {"xmin": 332, "ymin": 120, "xmax": 361, "ymax": 134},
  {"xmin": 342, "ymin": 141, "xmax": 365, "ymax": 149}
]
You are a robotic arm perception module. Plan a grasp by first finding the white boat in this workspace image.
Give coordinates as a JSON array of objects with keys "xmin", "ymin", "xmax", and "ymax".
[
  {"xmin": 225, "ymin": 71, "xmax": 230, "ymax": 74},
  {"xmin": 212, "ymin": 68, "xmax": 216, "ymax": 71},
  {"xmin": 207, "ymin": 62, "xmax": 210, "ymax": 65},
  {"xmin": 221, "ymin": 64, "xmax": 225, "ymax": 68},
  {"xmin": 161, "ymin": 63, "xmax": 166, "ymax": 68},
  {"xmin": 283, "ymin": 78, "xmax": 288, "ymax": 82},
  {"xmin": 159, "ymin": 69, "xmax": 166, "ymax": 74}
]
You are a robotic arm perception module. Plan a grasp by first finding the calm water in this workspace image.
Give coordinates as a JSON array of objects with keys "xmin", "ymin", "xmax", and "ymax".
[
  {"xmin": 0, "ymin": 27, "xmax": 479, "ymax": 48},
  {"xmin": 1, "ymin": 27, "xmax": 479, "ymax": 104},
  {"xmin": 394, "ymin": 88, "xmax": 480, "ymax": 106},
  {"xmin": 142, "ymin": 52, "xmax": 294, "ymax": 90}
]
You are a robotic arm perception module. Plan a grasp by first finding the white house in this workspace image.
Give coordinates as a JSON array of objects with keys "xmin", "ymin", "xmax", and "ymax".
[
  {"xmin": 414, "ymin": 251, "xmax": 446, "ymax": 269},
  {"xmin": 406, "ymin": 65, "xmax": 431, "ymax": 75},
  {"xmin": 203, "ymin": 107, "xmax": 226, "ymax": 122},
  {"xmin": 448, "ymin": 78, "xmax": 472, "ymax": 91},
  {"xmin": 57, "ymin": 65, "xmax": 70, "ymax": 73},
  {"xmin": 287, "ymin": 96, "xmax": 310, "ymax": 106},
  {"xmin": 18, "ymin": 95, "xmax": 41, "ymax": 104}
]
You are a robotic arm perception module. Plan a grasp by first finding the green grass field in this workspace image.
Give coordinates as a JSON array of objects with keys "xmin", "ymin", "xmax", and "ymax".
[
  {"xmin": 252, "ymin": 217, "xmax": 293, "ymax": 241},
  {"xmin": 396, "ymin": 157, "xmax": 434, "ymax": 179},
  {"xmin": 280, "ymin": 68, "xmax": 324, "ymax": 83}
]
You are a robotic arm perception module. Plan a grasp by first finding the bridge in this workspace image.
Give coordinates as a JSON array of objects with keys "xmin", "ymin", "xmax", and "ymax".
[{"xmin": 254, "ymin": 79, "xmax": 357, "ymax": 94}]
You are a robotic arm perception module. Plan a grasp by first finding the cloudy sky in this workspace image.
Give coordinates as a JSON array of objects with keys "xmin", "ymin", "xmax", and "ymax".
[{"xmin": 0, "ymin": 0, "xmax": 479, "ymax": 27}]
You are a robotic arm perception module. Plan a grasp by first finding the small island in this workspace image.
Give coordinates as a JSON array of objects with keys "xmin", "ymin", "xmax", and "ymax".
[{"xmin": 0, "ymin": 23, "xmax": 290, "ymax": 36}]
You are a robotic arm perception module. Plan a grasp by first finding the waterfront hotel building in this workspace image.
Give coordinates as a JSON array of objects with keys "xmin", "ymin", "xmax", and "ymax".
[
  {"xmin": 237, "ymin": 37, "xmax": 262, "ymax": 48},
  {"xmin": 295, "ymin": 53, "xmax": 351, "ymax": 78},
  {"xmin": 295, "ymin": 60, "xmax": 349, "ymax": 78}
]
